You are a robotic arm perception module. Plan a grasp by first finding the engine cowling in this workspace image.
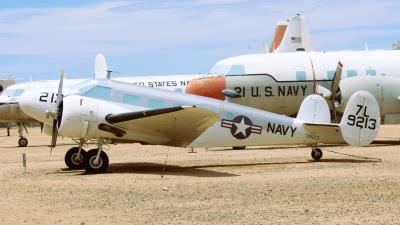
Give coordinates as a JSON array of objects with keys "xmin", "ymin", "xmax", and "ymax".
[
  {"xmin": 339, "ymin": 76, "xmax": 400, "ymax": 115},
  {"xmin": 57, "ymin": 95, "xmax": 129, "ymax": 140}
]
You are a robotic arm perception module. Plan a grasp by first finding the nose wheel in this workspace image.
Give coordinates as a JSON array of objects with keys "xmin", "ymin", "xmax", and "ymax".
[
  {"xmin": 311, "ymin": 147, "xmax": 323, "ymax": 161},
  {"xmin": 65, "ymin": 147, "xmax": 87, "ymax": 169},
  {"xmin": 18, "ymin": 137, "xmax": 28, "ymax": 147}
]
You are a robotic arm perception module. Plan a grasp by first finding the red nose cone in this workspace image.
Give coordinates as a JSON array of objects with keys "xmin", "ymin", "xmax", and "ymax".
[{"xmin": 186, "ymin": 76, "xmax": 226, "ymax": 100}]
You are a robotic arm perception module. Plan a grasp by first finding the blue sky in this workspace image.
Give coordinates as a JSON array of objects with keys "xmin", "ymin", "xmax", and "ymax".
[{"xmin": 0, "ymin": 0, "xmax": 399, "ymax": 81}]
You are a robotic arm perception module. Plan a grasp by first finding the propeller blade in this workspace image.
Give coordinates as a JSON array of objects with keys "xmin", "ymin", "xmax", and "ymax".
[
  {"xmin": 50, "ymin": 119, "xmax": 57, "ymax": 155},
  {"xmin": 331, "ymin": 61, "xmax": 343, "ymax": 96},
  {"xmin": 50, "ymin": 69, "xmax": 64, "ymax": 151},
  {"xmin": 309, "ymin": 58, "xmax": 317, "ymax": 94},
  {"xmin": 55, "ymin": 69, "xmax": 64, "ymax": 110},
  {"xmin": 315, "ymin": 84, "xmax": 332, "ymax": 99}
]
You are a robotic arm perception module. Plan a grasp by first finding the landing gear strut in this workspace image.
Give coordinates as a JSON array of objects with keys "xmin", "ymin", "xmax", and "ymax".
[
  {"xmin": 64, "ymin": 139, "xmax": 87, "ymax": 169},
  {"xmin": 311, "ymin": 147, "xmax": 323, "ymax": 161},
  {"xmin": 84, "ymin": 139, "xmax": 109, "ymax": 173},
  {"xmin": 17, "ymin": 123, "xmax": 28, "ymax": 147}
]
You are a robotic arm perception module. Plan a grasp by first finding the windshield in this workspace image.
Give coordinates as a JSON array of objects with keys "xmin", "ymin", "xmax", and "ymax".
[
  {"xmin": 2, "ymin": 88, "xmax": 24, "ymax": 97},
  {"xmin": 209, "ymin": 64, "xmax": 245, "ymax": 75}
]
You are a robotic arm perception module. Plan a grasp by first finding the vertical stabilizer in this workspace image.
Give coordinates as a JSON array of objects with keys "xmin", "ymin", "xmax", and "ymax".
[
  {"xmin": 273, "ymin": 14, "xmax": 314, "ymax": 53},
  {"xmin": 94, "ymin": 53, "xmax": 109, "ymax": 79},
  {"xmin": 268, "ymin": 21, "xmax": 288, "ymax": 53}
]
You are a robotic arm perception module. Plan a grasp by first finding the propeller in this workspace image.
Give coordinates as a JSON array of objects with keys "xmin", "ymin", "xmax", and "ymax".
[
  {"xmin": 315, "ymin": 61, "xmax": 343, "ymax": 122},
  {"xmin": 49, "ymin": 69, "xmax": 64, "ymax": 153}
]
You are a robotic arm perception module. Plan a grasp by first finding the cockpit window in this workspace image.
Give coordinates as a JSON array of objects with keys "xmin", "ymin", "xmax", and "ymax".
[
  {"xmin": 210, "ymin": 64, "xmax": 229, "ymax": 75},
  {"xmin": 14, "ymin": 89, "xmax": 24, "ymax": 97},
  {"xmin": 210, "ymin": 64, "xmax": 245, "ymax": 75},
  {"xmin": 228, "ymin": 65, "xmax": 245, "ymax": 75},
  {"xmin": 67, "ymin": 80, "xmax": 94, "ymax": 93},
  {"xmin": 83, "ymin": 86, "xmax": 112, "ymax": 100},
  {"xmin": 2, "ymin": 88, "xmax": 24, "ymax": 97}
]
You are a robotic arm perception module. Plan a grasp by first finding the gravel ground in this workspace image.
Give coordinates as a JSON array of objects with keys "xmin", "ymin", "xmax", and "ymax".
[{"xmin": 0, "ymin": 126, "xmax": 400, "ymax": 225}]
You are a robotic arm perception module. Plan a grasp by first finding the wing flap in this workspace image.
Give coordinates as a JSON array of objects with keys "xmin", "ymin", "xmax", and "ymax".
[{"xmin": 107, "ymin": 106, "xmax": 220, "ymax": 147}]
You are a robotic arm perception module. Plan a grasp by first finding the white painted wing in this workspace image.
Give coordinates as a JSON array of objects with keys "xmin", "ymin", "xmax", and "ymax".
[{"xmin": 106, "ymin": 106, "xmax": 220, "ymax": 147}]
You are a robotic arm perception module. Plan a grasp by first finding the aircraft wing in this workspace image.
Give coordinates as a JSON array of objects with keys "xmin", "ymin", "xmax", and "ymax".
[{"xmin": 106, "ymin": 106, "xmax": 220, "ymax": 147}]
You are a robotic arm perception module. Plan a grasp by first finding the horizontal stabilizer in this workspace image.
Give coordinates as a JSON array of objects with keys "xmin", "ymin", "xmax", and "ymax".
[{"xmin": 107, "ymin": 106, "xmax": 220, "ymax": 147}]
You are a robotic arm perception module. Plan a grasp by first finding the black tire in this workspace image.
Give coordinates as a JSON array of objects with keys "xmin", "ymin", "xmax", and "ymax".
[
  {"xmin": 232, "ymin": 146, "xmax": 246, "ymax": 150},
  {"xmin": 18, "ymin": 137, "xmax": 28, "ymax": 147},
  {"xmin": 84, "ymin": 149, "xmax": 109, "ymax": 173},
  {"xmin": 65, "ymin": 147, "xmax": 87, "ymax": 169},
  {"xmin": 311, "ymin": 147, "xmax": 323, "ymax": 161}
]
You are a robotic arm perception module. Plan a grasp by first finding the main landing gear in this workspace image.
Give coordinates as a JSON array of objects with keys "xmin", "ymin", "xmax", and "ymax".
[
  {"xmin": 17, "ymin": 123, "xmax": 28, "ymax": 147},
  {"xmin": 311, "ymin": 147, "xmax": 323, "ymax": 161},
  {"xmin": 64, "ymin": 139, "xmax": 87, "ymax": 169},
  {"xmin": 64, "ymin": 138, "xmax": 109, "ymax": 173}
]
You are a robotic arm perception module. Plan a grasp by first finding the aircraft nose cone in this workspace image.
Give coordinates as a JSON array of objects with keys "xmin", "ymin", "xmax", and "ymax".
[
  {"xmin": 18, "ymin": 91, "xmax": 34, "ymax": 116},
  {"xmin": 186, "ymin": 76, "xmax": 226, "ymax": 100}
]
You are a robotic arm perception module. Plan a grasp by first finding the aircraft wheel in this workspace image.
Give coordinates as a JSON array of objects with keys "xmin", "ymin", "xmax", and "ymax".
[
  {"xmin": 18, "ymin": 137, "xmax": 28, "ymax": 147},
  {"xmin": 65, "ymin": 147, "xmax": 87, "ymax": 169},
  {"xmin": 232, "ymin": 146, "xmax": 246, "ymax": 150},
  {"xmin": 311, "ymin": 147, "xmax": 323, "ymax": 161},
  {"xmin": 84, "ymin": 149, "xmax": 109, "ymax": 173}
]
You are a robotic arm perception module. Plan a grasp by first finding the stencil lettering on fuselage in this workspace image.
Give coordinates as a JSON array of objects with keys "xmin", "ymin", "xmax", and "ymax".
[
  {"xmin": 266, "ymin": 122, "xmax": 297, "ymax": 137},
  {"xmin": 234, "ymin": 85, "xmax": 307, "ymax": 97}
]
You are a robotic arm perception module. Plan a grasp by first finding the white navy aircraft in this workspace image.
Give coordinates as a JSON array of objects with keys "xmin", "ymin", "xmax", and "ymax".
[
  {"xmin": 186, "ymin": 50, "xmax": 400, "ymax": 124},
  {"xmin": 18, "ymin": 72, "xmax": 380, "ymax": 173},
  {"xmin": 0, "ymin": 54, "xmax": 206, "ymax": 147}
]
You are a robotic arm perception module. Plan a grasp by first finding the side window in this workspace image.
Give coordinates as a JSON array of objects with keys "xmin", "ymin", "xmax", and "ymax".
[
  {"xmin": 123, "ymin": 95, "xmax": 140, "ymax": 105},
  {"xmin": 347, "ymin": 70, "xmax": 357, "ymax": 77},
  {"xmin": 296, "ymin": 71, "xmax": 307, "ymax": 81},
  {"xmin": 366, "ymin": 69, "xmax": 377, "ymax": 76},
  {"xmin": 327, "ymin": 70, "xmax": 335, "ymax": 80},
  {"xmin": 148, "ymin": 99, "xmax": 165, "ymax": 109},
  {"xmin": 84, "ymin": 86, "xmax": 112, "ymax": 100}
]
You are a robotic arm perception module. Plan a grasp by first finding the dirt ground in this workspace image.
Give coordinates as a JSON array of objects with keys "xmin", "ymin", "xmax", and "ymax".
[{"xmin": 1, "ymin": 126, "xmax": 400, "ymax": 225}]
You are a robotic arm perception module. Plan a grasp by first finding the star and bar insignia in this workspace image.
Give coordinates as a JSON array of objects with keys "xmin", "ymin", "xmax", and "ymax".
[{"xmin": 221, "ymin": 115, "xmax": 262, "ymax": 139}]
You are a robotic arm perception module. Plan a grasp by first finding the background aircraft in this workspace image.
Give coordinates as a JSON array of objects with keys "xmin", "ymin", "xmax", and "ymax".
[
  {"xmin": 268, "ymin": 14, "xmax": 313, "ymax": 53},
  {"xmin": 19, "ymin": 74, "xmax": 380, "ymax": 173},
  {"xmin": 186, "ymin": 50, "xmax": 400, "ymax": 124}
]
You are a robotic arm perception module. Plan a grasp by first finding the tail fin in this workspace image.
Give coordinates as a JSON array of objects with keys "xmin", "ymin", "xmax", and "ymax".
[
  {"xmin": 273, "ymin": 14, "xmax": 314, "ymax": 53},
  {"xmin": 297, "ymin": 94, "xmax": 330, "ymax": 123},
  {"xmin": 340, "ymin": 91, "xmax": 380, "ymax": 146},
  {"xmin": 94, "ymin": 53, "xmax": 109, "ymax": 79},
  {"xmin": 268, "ymin": 20, "xmax": 288, "ymax": 53}
]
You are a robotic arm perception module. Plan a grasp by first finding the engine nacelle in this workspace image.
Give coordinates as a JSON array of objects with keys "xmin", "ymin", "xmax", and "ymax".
[
  {"xmin": 57, "ymin": 95, "xmax": 129, "ymax": 140},
  {"xmin": 339, "ymin": 76, "xmax": 400, "ymax": 115}
]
